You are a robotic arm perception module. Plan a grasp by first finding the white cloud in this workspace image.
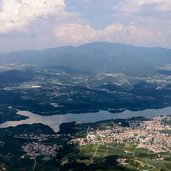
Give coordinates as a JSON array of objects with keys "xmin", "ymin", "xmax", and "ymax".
[
  {"xmin": 122, "ymin": 0, "xmax": 171, "ymax": 13},
  {"xmin": 0, "ymin": 0, "xmax": 171, "ymax": 51},
  {"xmin": 54, "ymin": 23, "xmax": 167, "ymax": 47},
  {"xmin": 0, "ymin": 0, "xmax": 65, "ymax": 33},
  {"xmin": 54, "ymin": 23, "xmax": 98, "ymax": 44}
]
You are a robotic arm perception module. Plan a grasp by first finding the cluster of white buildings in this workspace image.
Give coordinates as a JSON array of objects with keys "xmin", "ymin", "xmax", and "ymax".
[
  {"xmin": 22, "ymin": 142, "xmax": 58, "ymax": 159},
  {"xmin": 18, "ymin": 134, "xmax": 60, "ymax": 159},
  {"xmin": 71, "ymin": 116, "xmax": 171, "ymax": 153}
]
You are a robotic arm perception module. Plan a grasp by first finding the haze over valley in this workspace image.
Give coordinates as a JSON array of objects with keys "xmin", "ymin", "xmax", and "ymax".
[{"xmin": 0, "ymin": 42, "xmax": 171, "ymax": 124}]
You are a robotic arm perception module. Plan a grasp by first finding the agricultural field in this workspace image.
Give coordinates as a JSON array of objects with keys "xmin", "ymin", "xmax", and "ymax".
[{"xmin": 60, "ymin": 143, "xmax": 171, "ymax": 171}]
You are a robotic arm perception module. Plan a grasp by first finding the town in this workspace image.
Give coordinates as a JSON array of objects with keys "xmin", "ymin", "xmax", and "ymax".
[
  {"xmin": 16, "ymin": 134, "xmax": 61, "ymax": 160},
  {"xmin": 71, "ymin": 116, "xmax": 171, "ymax": 154}
]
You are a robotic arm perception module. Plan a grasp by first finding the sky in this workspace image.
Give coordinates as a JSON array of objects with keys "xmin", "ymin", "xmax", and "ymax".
[{"xmin": 0, "ymin": 0, "xmax": 171, "ymax": 52}]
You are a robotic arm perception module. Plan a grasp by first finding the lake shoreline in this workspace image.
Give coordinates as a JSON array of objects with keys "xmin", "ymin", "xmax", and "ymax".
[{"xmin": 0, "ymin": 106, "xmax": 171, "ymax": 132}]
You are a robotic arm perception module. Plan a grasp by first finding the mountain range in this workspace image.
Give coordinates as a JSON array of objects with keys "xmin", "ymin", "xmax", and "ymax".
[{"xmin": 0, "ymin": 42, "xmax": 171, "ymax": 74}]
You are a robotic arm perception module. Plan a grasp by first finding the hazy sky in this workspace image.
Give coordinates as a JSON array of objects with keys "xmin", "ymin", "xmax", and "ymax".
[{"xmin": 0, "ymin": 0, "xmax": 171, "ymax": 52}]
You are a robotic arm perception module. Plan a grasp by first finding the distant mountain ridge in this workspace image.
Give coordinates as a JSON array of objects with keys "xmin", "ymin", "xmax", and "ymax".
[{"xmin": 0, "ymin": 42, "xmax": 171, "ymax": 74}]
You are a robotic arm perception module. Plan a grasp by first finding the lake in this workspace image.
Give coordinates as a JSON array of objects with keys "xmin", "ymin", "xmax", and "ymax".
[{"xmin": 0, "ymin": 107, "xmax": 171, "ymax": 132}]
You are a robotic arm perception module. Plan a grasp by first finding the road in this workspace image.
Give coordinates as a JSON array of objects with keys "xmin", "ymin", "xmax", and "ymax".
[{"xmin": 93, "ymin": 145, "xmax": 100, "ymax": 159}]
